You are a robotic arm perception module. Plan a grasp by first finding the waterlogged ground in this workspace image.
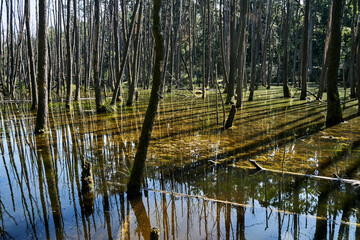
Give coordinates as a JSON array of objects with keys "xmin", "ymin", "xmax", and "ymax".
[{"xmin": 1, "ymin": 86, "xmax": 360, "ymax": 239}]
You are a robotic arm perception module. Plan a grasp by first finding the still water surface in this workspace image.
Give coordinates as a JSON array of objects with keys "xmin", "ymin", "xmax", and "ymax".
[{"xmin": 1, "ymin": 87, "xmax": 360, "ymax": 239}]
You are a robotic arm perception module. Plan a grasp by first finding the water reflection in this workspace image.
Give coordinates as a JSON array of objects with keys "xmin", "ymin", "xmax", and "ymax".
[{"xmin": 1, "ymin": 88, "xmax": 360, "ymax": 239}]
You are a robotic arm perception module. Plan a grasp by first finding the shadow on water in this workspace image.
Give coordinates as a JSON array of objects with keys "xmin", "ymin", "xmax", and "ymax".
[{"xmin": 1, "ymin": 87, "xmax": 360, "ymax": 239}]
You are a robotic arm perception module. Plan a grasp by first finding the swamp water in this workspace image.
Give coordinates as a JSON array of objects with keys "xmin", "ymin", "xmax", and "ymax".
[{"xmin": 1, "ymin": 87, "xmax": 360, "ymax": 239}]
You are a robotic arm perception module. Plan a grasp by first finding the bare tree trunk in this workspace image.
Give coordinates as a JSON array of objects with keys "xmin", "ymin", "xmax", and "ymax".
[
  {"xmin": 260, "ymin": 0, "xmax": 272, "ymax": 89},
  {"xmin": 65, "ymin": 0, "xmax": 73, "ymax": 108},
  {"xmin": 25, "ymin": 0, "xmax": 38, "ymax": 110},
  {"xmin": 219, "ymin": 0, "xmax": 228, "ymax": 92},
  {"xmin": 127, "ymin": 0, "xmax": 164, "ymax": 196},
  {"xmin": 249, "ymin": 2, "xmax": 258, "ymax": 101},
  {"xmin": 326, "ymin": 0, "xmax": 344, "ymax": 127},
  {"xmin": 300, "ymin": 0, "xmax": 310, "ymax": 100},
  {"xmin": 317, "ymin": 3, "xmax": 333, "ymax": 100},
  {"xmin": 226, "ymin": 0, "xmax": 237, "ymax": 104},
  {"xmin": 74, "ymin": 0, "xmax": 80, "ymax": 100},
  {"xmin": 127, "ymin": 2, "xmax": 144, "ymax": 106},
  {"xmin": 35, "ymin": 0, "xmax": 48, "ymax": 134},
  {"xmin": 349, "ymin": 0, "xmax": 358, "ymax": 98},
  {"xmin": 236, "ymin": 0, "xmax": 249, "ymax": 108},
  {"xmin": 111, "ymin": 0, "xmax": 142, "ymax": 106},
  {"xmin": 93, "ymin": 0, "xmax": 103, "ymax": 112},
  {"xmin": 282, "ymin": 0, "xmax": 291, "ymax": 98},
  {"xmin": 188, "ymin": 0, "xmax": 194, "ymax": 91}
]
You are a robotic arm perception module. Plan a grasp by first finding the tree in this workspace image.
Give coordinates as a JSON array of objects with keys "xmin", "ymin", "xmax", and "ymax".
[
  {"xmin": 25, "ymin": 0, "xmax": 37, "ymax": 110},
  {"xmin": 127, "ymin": 0, "xmax": 164, "ymax": 196},
  {"xmin": 235, "ymin": 0, "xmax": 249, "ymax": 108},
  {"xmin": 282, "ymin": 0, "xmax": 291, "ymax": 98},
  {"xmin": 34, "ymin": 0, "xmax": 48, "ymax": 133},
  {"xmin": 326, "ymin": 0, "xmax": 343, "ymax": 127},
  {"xmin": 300, "ymin": 0, "xmax": 310, "ymax": 100},
  {"xmin": 65, "ymin": 0, "xmax": 73, "ymax": 108},
  {"xmin": 74, "ymin": 0, "xmax": 81, "ymax": 100},
  {"xmin": 226, "ymin": 0, "xmax": 238, "ymax": 104},
  {"xmin": 93, "ymin": 0, "xmax": 104, "ymax": 112}
]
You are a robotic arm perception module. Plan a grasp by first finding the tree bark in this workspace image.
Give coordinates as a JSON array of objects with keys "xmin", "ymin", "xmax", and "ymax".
[
  {"xmin": 300, "ymin": 0, "xmax": 310, "ymax": 100},
  {"xmin": 235, "ymin": 0, "xmax": 249, "ymax": 108},
  {"xmin": 111, "ymin": 0, "xmax": 142, "ymax": 106},
  {"xmin": 127, "ymin": 0, "xmax": 164, "ymax": 196},
  {"xmin": 74, "ymin": 0, "xmax": 81, "ymax": 100},
  {"xmin": 282, "ymin": 0, "xmax": 291, "ymax": 98},
  {"xmin": 35, "ymin": 0, "xmax": 48, "ymax": 134},
  {"xmin": 326, "ymin": 0, "xmax": 343, "ymax": 127},
  {"xmin": 93, "ymin": 0, "xmax": 103, "ymax": 112},
  {"xmin": 317, "ymin": 3, "xmax": 333, "ymax": 100},
  {"xmin": 25, "ymin": 0, "xmax": 38, "ymax": 110},
  {"xmin": 226, "ymin": 0, "xmax": 237, "ymax": 104}
]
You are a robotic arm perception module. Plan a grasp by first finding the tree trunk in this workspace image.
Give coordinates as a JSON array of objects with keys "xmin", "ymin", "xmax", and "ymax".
[
  {"xmin": 260, "ymin": 0, "xmax": 272, "ymax": 89},
  {"xmin": 74, "ymin": 0, "xmax": 80, "ymax": 100},
  {"xmin": 226, "ymin": 0, "xmax": 237, "ymax": 104},
  {"xmin": 317, "ymin": 3, "xmax": 333, "ymax": 100},
  {"xmin": 35, "ymin": 0, "xmax": 48, "ymax": 134},
  {"xmin": 127, "ymin": 2, "xmax": 144, "ymax": 106},
  {"xmin": 235, "ymin": 0, "xmax": 249, "ymax": 108},
  {"xmin": 111, "ymin": 0, "xmax": 142, "ymax": 106},
  {"xmin": 127, "ymin": 0, "xmax": 164, "ymax": 196},
  {"xmin": 326, "ymin": 0, "xmax": 343, "ymax": 127},
  {"xmin": 65, "ymin": 0, "xmax": 73, "ymax": 108},
  {"xmin": 282, "ymin": 0, "xmax": 291, "ymax": 98},
  {"xmin": 300, "ymin": 0, "xmax": 310, "ymax": 100},
  {"xmin": 249, "ymin": 2, "xmax": 258, "ymax": 101},
  {"xmin": 25, "ymin": 0, "xmax": 38, "ymax": 110},
  {"xmin": 93, "ymin": 0, "xmax": 103, "ymax": 112}
]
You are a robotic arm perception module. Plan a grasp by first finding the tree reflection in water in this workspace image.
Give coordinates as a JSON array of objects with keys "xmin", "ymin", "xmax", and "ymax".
[{"xmin": 1, "ymin": 94, "xmax": 360, "ymax": 239}]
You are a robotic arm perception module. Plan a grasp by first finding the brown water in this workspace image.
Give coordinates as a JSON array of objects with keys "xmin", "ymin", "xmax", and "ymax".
[{"xmin": 1, "ymin": 87, "xmax": 360, "ymax": 239}]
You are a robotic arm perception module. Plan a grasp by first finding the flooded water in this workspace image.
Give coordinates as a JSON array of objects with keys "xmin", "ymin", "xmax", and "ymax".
[{"xmin": 1, "ymin": 87, "xmax": 360, "ymax": 239}]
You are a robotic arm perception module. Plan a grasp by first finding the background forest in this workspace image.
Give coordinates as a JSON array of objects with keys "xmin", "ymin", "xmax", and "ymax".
[{"xmin": 0, "ymin": 0, "xmax": 358, "ymax": 112}]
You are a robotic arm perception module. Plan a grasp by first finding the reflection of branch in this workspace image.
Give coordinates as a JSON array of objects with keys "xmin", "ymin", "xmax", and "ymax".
[
  {"xmin": 248, "ymin": 160, "xmax": 360, "ymax": 186},
  {"xmin": 146, "ymin": 188, "xmax": 360, "ymax": 227},
  {"xmin": 0, "ymin": 199, "xmax": 17, "ymax": 225}
]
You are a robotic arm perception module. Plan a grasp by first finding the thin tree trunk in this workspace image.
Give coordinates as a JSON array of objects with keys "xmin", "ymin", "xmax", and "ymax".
[
  {"xmin": 35, "ymin": 0, "xmax": 48, "ymax": 134},
  {"xmin": 127, "ymin": 0, "xmax": 164, "ymax": 196},
  {"xmin": 65, "ymin": 0, "xmax": 73, "ymax": 108},
  {"xmin": 25, "ymin": 0, "xmax": 38, "ymax": 110},
  {"xmin": 226, "ymin": 0, "xmax": 237, "ymax": 104},
  {"xmin": 111, "ymin": 0, "xmax": 142, "ymax": 106},
  {"xmin": 317, "ymin": 3, "xmax": 333, "ymax": 100},
  {"xmin": 349, "ymin": 0, "xmax": 358, "ymax": 98},
  {"xmin": 74, "ymin": 0, "xmax": 80, "ymax": 100},
  {"xmin": 300, "ymin": 0, "xmax": 310, "ymax": 100},
  {"xmin": 127, "ymin": 1, "xmax": 144, "ymax": 106},
  {"xmin": 93, "ymin": 0, "xmax": 103, "ymax": 112},
  {"xmin": 326, "ymin": 0, "xmax": 344, "ymax": 127},
  {"xmin": 236, "ymin": 0, "xmax": 249, "ymax": 108},
  {"xmin": 283, "ymin": 0, "xmax": 291, "ymax": 98}
]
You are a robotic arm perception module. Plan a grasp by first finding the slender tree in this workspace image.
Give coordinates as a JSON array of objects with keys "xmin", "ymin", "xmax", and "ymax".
[
  {"xmin": 35, "ymin": 0, "xmax": 48, "ymax": 133},
  {"xmin": 235, "ymin": 0, "xmax": 249, "ymax": 108},
  {"xmin": 282, "ymin": 0, "xmax": 291, "ymax": 98},
  {"xmin": 74, "ymin": 0, "xmax": 81, "ymax": 100},
  {"xmin": 226, "ymin": 0, "xmax": 238, "ymax": 104},
  {"xmin": 300, "ymin": 0, "xmax": 310, "ymax": 100},
  {"xmin": 65, "ymin": 0, "xmax": 72, "ymax": 108},
  {"xmin": 326, "ymin": 0, "xmax": 343, "ymax": 127},
  {"xmin": 93, "ymin": 0, "xmax": 104, "ymax": 112},
  {"xmin": 127, "ymin": 0, "xmax": 164, "ymax": 196},
  {"xmin": 25, "ymin": 0, "xmax": 37, "ymax": 110}
]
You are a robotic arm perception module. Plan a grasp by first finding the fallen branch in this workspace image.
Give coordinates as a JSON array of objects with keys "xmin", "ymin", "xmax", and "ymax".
[
  {"xmin": 307, "ymin": 90, "xmax": 323, "ymax": 102},
  {"xmin": 248, "ymin": 160, "xmax": 360, "ymax": 186},
  {"xmin": 145, "ymin": 188, "xmax": 360, "ymax": 227}
]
